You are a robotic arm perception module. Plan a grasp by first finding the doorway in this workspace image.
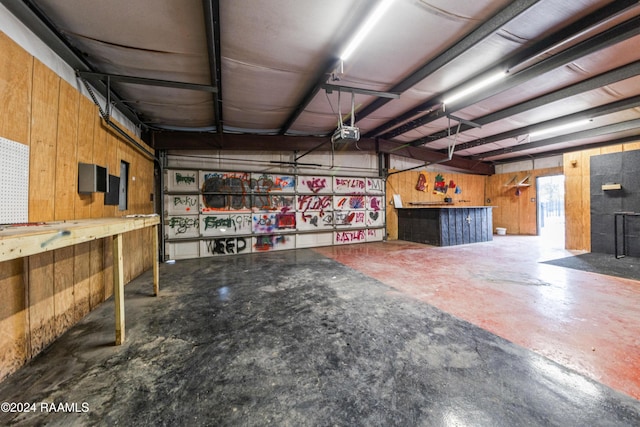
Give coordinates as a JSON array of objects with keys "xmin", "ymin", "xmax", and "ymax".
[{"xmin": 536, "ymin": 174, "xmax": 565, "ymax": 247}]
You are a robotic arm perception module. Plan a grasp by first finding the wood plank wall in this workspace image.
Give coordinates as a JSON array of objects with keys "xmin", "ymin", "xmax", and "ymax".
[
  {"xmin": 564, "ymin": 142, "xmax": 640, "ymax": 251},
  {"xmin": 386, "ymin": 170, "xmax": 486, "ymax": 239},
  {"xmin": 486, "ymin": 166, "xmax": 563, "ymax": 235},
  {"xmin": 0, "ymin": 32, "xmax": 155, "ymax": 381}
]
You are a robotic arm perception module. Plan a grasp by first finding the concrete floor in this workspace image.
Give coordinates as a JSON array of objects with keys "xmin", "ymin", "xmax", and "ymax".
[{"xmin": 1, "ymin": 236, "xmax": 639, "ymax": 426}]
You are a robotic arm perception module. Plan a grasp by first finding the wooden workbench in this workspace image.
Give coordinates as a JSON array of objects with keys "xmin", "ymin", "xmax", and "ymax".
[{"xmin": 0, "ymin": 215, "xmax": 160, "ymax": 345}]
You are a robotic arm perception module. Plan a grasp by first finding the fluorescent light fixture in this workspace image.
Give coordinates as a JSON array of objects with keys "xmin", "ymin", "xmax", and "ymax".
[
  {"xmin": 339, "ymin": 0, "xmax": 396, "ymax": 61},
  {"xmin": 442, "ymin": 71, "xmax": 507, "ymax": 105},
  {"xmin": 529, "ymin": 119, "xmax": 592, "ymax": 138}
]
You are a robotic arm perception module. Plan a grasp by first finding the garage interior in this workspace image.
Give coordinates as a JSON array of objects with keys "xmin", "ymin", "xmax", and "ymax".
[{"xmin": 1, "ymin": 0, "xmax": 640, "ymax": 425}]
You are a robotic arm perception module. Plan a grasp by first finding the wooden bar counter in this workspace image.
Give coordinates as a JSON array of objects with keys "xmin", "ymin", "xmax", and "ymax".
[
  {"xmin": 0, "ymin": 215, "xmax": 160, "ymax": 345},
  {"xmin": 397, "ymin": 206, "xmax": 493, "ymax": 246}
]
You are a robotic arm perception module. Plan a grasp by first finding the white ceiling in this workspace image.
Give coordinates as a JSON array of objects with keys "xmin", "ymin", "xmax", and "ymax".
[{"xmin": 4, "ymin": 0, "xmax": 640, "ymax": 173}]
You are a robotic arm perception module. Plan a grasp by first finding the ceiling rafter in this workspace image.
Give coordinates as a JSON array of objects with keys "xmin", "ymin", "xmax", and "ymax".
[
  {"xmin": 202, "ymin": 0, "xmax": 223, "ymax": 133},
  {"xmin": 446, "ymin": 95, "xmax": 640, "ymax": 154},
  {"xmin": 381, "ymin": 14, "xmax": 640, "ymax": 143},
  {"xmin": 363, "ymin": 0, "xmax": 640, "ymax": 139},
  {"xmin": 356, "ymin": 0, "xmax": 541, "ymax": 136},
  {"xmin": 415, "ymin": 60, "xmax": 640, "ymax": 147},
  {"xmin": 0, "ymin": 0, "xmax": 146, "ymax": 129},
  {"xmin": 278, "ymin": 1, "xmax": 375, "ymax": 135},
  {"xmin": 490, "ymin": 135, "xmax": 640, "ymax": 164},
  {"xmin": 76, "ymin": 71, "xmax": 218, "ymax": 92},
  {"xmin": 475, "ymin": 119, "xmax": 640, "ymax": 159}
]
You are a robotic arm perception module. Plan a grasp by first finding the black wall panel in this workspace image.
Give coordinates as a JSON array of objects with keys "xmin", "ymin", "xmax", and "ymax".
[{"xmin": 590, "ymin": 150, "xmax": 640, "ymax": 256}]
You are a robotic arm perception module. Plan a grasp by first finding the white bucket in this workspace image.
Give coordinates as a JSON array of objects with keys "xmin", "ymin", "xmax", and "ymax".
[{"xmin": 496, "ymin": 227, "xmax": 507, "ymax": 235}]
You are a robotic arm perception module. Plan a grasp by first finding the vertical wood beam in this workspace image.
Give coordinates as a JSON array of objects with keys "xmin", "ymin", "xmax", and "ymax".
[
  {"xmin": 113, "ymin": 233, "xmax": 125, "ymax": 345},
  {"xmin": 153, "ymin": 225, "xmax": 159, "ymax": 296}
]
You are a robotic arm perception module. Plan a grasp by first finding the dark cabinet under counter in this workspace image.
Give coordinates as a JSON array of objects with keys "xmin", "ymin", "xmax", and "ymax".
[{"xmin": 397, "ymin": 207, "xmax": 493, "ymax": 246}]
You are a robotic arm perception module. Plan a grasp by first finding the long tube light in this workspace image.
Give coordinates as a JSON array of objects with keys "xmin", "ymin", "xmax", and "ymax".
[
  {"xmin": 529, "ymin": 119, "xmax": 592, "ymax": 138},
  {"xmin": 339, "ymin": 0, "xmax": 396, "ymax": 61},
  {"xmin": 442, "ymin": 71, "xmax": 507, "ymax": 106}
]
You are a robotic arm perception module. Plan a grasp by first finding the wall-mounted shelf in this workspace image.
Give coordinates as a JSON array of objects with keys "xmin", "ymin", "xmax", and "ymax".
[
  {"xmin": 602, "ymin": 183, "xmax": 622, "ymax": 191},
  {"xmin": 504, "ymin": 174, "xmax": 531, "ymax": 188}
]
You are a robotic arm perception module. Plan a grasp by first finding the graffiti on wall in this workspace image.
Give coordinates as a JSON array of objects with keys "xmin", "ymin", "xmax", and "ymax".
[
  {"xmin": 252, "ymin": 210, "xmax": 296, "ymax": 234},
  {"xmin": 252, "ymin": 194, "xmax": 295, "ymax": 212},
  {"xmin": 367, "ymin": 196, "xmax": 383, "ymax": 211},
  {"xmin": 296, "ymin": 211, "xmax": 334, "ymax": 230},
  {"xmin": 166, "ymin": 194, "xmax": 200, "ymax": 215},
  {"xmin": 200, "ymin": 171, "xmax": 252, "ymax": 212},
  {"xmin": 202, "ymin": 237, "xmax": 249, "ymax": 256},
  {"xmin": 253, "ymin": 234, "xmax": 295, "ymax": 251},
  {"xmin": 297, "ymin": 176, "xmax": 332, "ymax": 194},
  {"xmin": 166, "ymin": 170, "xmax": 198, "ymax": 192},
  {"xmin": 335, "ymin": 229, "xmax": 366, "ymax": 244},
  {"xmin": 366, "ymin": 228, "xmax": 385, "ymax": 241},
  {"xmin": 200, "ymin": 214, "xmax": 252, "ymax": 236},
  {"xmin": 334, "ymin": 177, "xmax": 366, "ymax": 193},
  {"xmin": 296, "ymin": 194, "xmax": 332, "ymax": 215},
  {"xmin": 252, "ymin": 173, "xmax": 295, "ymax": 192},
  {"xmin": 165, "ymin": 168, "xmax": 386, "ymax": 256},
  {"xmin": 334, "ymin": 195, "xmax": 366, "ymax": 210},
  {"xmin": 166, "ymin": 216, "xmax": 200, "ymax": 238},
  {"xmin": 334, "ymin": 210, "xmax": 366, "ymax": 227},
  {"xmin": 366, "ymin": 178, "xmax": 384, "ymax": 194}
]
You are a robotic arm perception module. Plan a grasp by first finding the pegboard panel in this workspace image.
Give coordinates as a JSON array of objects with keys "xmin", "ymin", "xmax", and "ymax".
[{"xmin": 0, "ymin": 137, "xmax": 29, "ymax": 224}]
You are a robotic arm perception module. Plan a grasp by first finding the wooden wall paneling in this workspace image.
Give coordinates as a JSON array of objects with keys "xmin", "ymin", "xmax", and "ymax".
[
  {"xmin": 89, "ymin": 239, "xmax": 105, "ymax": 309},
  {"xmin": 384, "ymin": 170, "xmax": 490, "ymax": 240},
  {"xmin": 103, "ymin": 232, "xmax": 114, "ymax": 300},
  {"xmin": 562, "ymin": 143, "xmax": 638, "ymax": 251},
  {"xmin": 123, "ymin": 229, "xmax": 144, "ymax": 283},
  {"xmin": 53, "ymin": 247, "xmax": 75, "ymax": 337},
  {"xmin": 563, "ymin": 152, "xmax": 583, "ymax": 250},
  {"xmin": 486, "ymin": 174, "xmax": 506, "ymax": 230},
  {"xmin": 27, "ymin": 252, "xmax": 55, "ymax": 355},
  {"xmin": 0, "ymin": 260, "xmax": 28, "ymax": 382},
  {"xmin": 624, "ymin": 141, "xmax": 640, "ymax": 151},
  {"xmin": 142, "ymin": 227, "xmax": 152, "ymax": 271},
  {"xmin": 54, "ymin": 80, "xmax": 80, "ymax": 221},
  {"xmin": 600, "ymin": 145, "xmax": 623, "ymax": 155},
  {"xmin": 0, "ymin": 32, "xmax": 32, "ymax": 144},
  {"xmin": 91, "ymin": 116, "xmax": 108, "ymax": 219},
  {"xmin": 73, "ymin": 242, "xmax": 92, "ymax": 322},
  {"xmin": 581, "ymin": 148, "xmax": 601, "ymax": 251},
  {"xmin": 75, "ymin": 95, "xmax": 96, "ymax": 219},
  {"xmin": 116, "ymin": 142, "xmax": 130, "ymax": 214},
  {"xmin": 385, "ymin": 171, "xmax": 399, "ymax": 239},
  {"xmin": 29, "ymin": 60, "xmax": 60, "ymax": 222},
  {"xmin": 103, "ymin": 132, "xmax": 118, "ymax": 218}
]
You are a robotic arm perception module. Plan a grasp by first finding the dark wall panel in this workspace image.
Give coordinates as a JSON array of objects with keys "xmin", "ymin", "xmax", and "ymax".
[{"xmin": 590, "ymin": 150, "xmax": 640, "ymax": 256}]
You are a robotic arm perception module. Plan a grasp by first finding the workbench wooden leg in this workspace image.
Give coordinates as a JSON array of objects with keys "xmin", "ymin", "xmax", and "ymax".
[
  {"xmin": 113, "ymin": 233, "xmax": 125, "ymax": 345},
  {"xmin": 153, "ymin": 224, "xmax": 159, "ymax": 296}
]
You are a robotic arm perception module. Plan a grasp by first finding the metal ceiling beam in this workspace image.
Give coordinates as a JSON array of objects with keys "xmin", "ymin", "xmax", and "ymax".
[
  {"xmin": 320, "ymin": 84, "xmax": 400, "ymax": 99},
  {"xmin": 356, "ymin": 0, "xmax": 540, "ymax": 134},
  {"xmin": 77, "ymin": 71, "xmax": 218, "ymax": 92},
  {"xmin": 490, "ymin": 135, "xmax": 640, "ymax": 164},
  {"xmin": 363, "ymin": 0, "xmax": 639, "ymax": 139},
  {"xmin": 149, "ymin": 132, "xmax": 494, "ymax": 174},
  {"xmin": 450, "ymin": 94, "xmax": 640, "ymax": 153},
  {"xmin": 202, "ymin": 0, "xmax": 223, "ymax": 133},
  {"xmin": 384, "ymin": 14, "xmax": 640, "ymax": 143},
  {"xmin": 0, "ymin": 0, "xmax": 146, "ymax": 129},
  {"xmin": 475, "ymin": 119, "xmax": 640, "ymax": 159},
  {"xmin": 278, "ymin": 1, "xmax": 374, "ymax": 135},
  {"xmin": 278, "ymin": 56, "xmax": 340, "ymax": 135},
  {"xmin": 415, "ymin": 60, "xmax": 640, "ymax": 147}
]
